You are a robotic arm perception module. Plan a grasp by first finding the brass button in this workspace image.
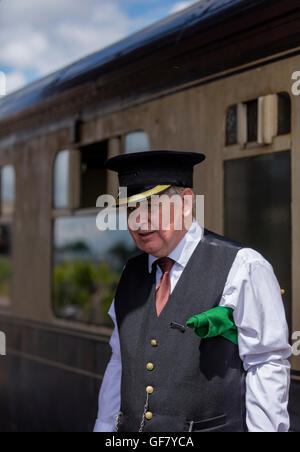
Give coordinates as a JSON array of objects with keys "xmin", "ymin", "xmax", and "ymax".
[
  {"xmin": 145, "ymin": 412, "xmax": 153, "ymax": 420},
  {"xmin": 151, "ymin": 339, "xmax": 158, "ymax": 347},
  {"xmin": 146, "ymin": 362, "xmax": 154, "ymax": 371},
  {"xmin": 146, "ymin": 386, "xmax": 154, "ymax": 394},
  {"xmin": 281, "ymin": 289, "xmax": 285, "ymax": 295}
]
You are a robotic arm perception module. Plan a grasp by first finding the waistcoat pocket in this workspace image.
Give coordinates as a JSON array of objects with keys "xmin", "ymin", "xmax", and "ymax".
[{"xmin": 186, "ymin": 414, "xmax": 227, "ymax": 432}]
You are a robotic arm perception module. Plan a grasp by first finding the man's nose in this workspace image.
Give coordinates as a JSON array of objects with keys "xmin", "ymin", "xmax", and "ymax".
[{"xmin": 138, "ymin": 208, "xmax": 153, "ymax": 229}]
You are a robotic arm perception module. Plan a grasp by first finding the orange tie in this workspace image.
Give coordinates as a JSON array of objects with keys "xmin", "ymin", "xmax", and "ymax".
[{"xmin": 155, "ymin": 257, "xmax": 175, "ymax": 317}]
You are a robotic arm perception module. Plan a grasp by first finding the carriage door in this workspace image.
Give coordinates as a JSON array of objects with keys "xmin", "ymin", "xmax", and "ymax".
[{"xmin": 224, "ymin": 93, "xmax": 292, "ymax": 328}]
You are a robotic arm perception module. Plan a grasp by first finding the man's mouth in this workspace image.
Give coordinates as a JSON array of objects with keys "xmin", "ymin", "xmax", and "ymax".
[{"xmin": 138, "ymin": 231, "xmax": 156, "ymax": 238}]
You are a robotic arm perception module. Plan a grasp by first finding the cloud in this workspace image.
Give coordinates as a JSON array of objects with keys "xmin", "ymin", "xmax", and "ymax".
[
  {"xmin": 0, "ymin": 0, "xmax": 133, "ymax": 78},
  {"xmin": 1, "ymin": 33, "xmax": 48, "ymax": 70},
  {"xmin": 5, "ymin": 71, "xmax": 27, "ymax": 95},
  {"xmin": 170, "ymin": 1, "xmax": 195, "ymax": 14},
  {"xmin": 0, "ymin": 0, "xmax": 199, "ymax": 94}
]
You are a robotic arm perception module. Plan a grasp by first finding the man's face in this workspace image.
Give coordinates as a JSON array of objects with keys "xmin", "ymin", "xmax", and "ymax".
[{"xmin": 127, "ymin": 188, "xmax": 194, "ymax": 258}]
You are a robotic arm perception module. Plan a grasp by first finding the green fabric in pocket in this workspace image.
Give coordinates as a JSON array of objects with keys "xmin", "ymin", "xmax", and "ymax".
[{"xmin": 186, "ymin": 306, "xmax": 238, "ymax": 345}]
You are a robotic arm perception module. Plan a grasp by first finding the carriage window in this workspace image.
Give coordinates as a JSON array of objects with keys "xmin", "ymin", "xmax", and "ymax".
[
  {"xmin": 226, "ymin": 93, "xmax": 291, "ymax": 147},
  {"xmin": 1, "ymin": 165, "xmax": 15, "ymax": 216},
  {"xmin": 53, "ymin": 213, "xmax": 136, "ymax": 326},
  {"xmin": 125, "ymin": 131, "xmax": 150, "ymax": 154},
  {"xmin": 277, "ymin": 92, "xmax": 291, "ymax": 135},
  {"xmin": 0, "ymin": 224, "xmax": 12, "ymax": 308},
  {"xmin": 0, "ymin": 165, "xmax": 15, "ymax": 308},
  {"xmin": 80, "ymin": 141, "xmax": 108, "ymax": 208},
  {"xmin": 224, "ymin": 151, "xmax": 292, "ymax": 328},
  {"xmin": 53, "ymin": 142, "xmax": 108, "ymax": 210},
  {"xmin": 246, "ymin": 99, "xmax": 258, "ymax": 143},
  {"xmin": 52, "ymin": 140, "xmax": 138, "ymax": 326}
]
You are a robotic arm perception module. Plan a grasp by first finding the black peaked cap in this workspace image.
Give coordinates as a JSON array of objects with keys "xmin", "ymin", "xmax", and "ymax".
[{"xmin": 104, "ymin": 150, "xmax": 206, "ymax": 205}]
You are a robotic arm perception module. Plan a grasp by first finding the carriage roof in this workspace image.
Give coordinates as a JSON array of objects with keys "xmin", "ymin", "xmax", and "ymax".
[
  {"xmin": 0, "ymin": 0, "xmax": 259, "ymax": 121},
  {"xmin": 0, "ymin": 0, "xmax": 299, "ymax": 125}
]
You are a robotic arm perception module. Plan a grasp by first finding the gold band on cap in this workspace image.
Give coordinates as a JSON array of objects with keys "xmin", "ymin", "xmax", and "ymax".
[{"xmin": 116, "ymin": 185, "xmax": 171, "ymax": 207}]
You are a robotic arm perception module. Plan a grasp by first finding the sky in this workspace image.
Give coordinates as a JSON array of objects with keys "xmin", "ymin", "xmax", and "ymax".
[{"xmin": 0, "ymin": 0, "xmax": 200, "ymax": 94}]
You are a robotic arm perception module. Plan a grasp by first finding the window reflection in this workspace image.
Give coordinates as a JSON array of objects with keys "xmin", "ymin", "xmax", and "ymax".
[
  {"xmin": 1, "ymin": 165, "xmax": 15, "ymax": 216},
  {"xmin": 53, "ymin": 150, "xmax": 70, "ymax": 209},
  {"xmin": 53, "ymin": 213, "xmax": 137, "ymax": 326},
  {"xmin": 224, "ymin": 151, "xmax": 292, "ymax": 328},
  {"xmin": 0, "ymin": 225, "xmax": 12, "ymax": 307},
  {"xmin": 125, "ymin": 131, "xmax": 150, "ymax": 154}
]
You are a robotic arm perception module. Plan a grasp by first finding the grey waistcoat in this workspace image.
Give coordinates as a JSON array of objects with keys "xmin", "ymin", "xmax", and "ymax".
[{"xmin": 114, "ymin": 229, "xmax": 248, "ymax": 432}]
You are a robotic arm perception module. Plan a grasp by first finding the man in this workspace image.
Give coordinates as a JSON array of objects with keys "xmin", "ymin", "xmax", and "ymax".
[{"xmin": 94, "ymin": 150, "xmax": 291, "ymax": 432}]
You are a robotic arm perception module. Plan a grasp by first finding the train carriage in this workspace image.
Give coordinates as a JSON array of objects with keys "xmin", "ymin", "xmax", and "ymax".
[{"xmin": 0, "ymin": 0, "xmax": 299, "ymax": 432}]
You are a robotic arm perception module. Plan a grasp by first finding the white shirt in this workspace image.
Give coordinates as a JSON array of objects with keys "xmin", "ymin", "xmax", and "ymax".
[{"xmin": 94, "ymin": 220, "xmax": 291, "ymax": 432}]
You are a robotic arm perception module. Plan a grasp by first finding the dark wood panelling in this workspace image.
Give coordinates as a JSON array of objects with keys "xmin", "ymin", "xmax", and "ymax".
[
  {"xmin": 290, "ymin": 379, "xmax": 300, "ymax": 432},
  {"xmin": 0, "ymin": 315, "xmax": 110, "ymax": 432}
]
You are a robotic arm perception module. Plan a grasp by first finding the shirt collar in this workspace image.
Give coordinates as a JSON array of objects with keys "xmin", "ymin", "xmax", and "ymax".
[{"xmin": 148, "ymin": 219, "xmax": 203, "ymax": 273}]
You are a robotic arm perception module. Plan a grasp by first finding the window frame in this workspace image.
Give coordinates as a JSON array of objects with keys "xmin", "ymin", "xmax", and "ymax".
[{"xmin": 225, "ymin": 92, "xmax": 291, "ymax": 150}]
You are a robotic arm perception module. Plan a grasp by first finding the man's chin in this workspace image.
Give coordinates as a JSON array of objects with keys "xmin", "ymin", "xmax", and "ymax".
[{"xmin": 136, "ymin": 238, "xmax": 162, "ymax": 256}]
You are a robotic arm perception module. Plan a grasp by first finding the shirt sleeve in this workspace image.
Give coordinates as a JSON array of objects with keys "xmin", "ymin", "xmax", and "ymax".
[
  {"xmin": 93, "ymin": 300, "xmax": 122, "ymax": 432},
  {"xmin": 219, "ymin": 248, "xmax": 292, "ymax": 432}
]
